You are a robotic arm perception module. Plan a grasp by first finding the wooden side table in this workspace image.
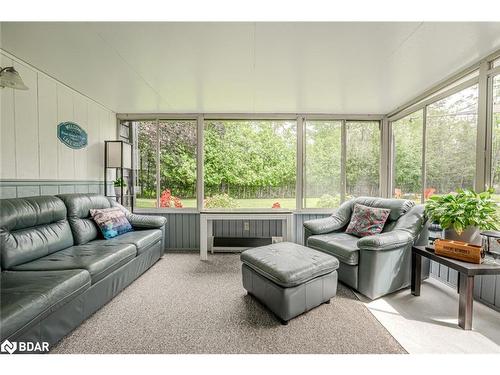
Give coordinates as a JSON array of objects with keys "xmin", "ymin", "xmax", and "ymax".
[{"xmin": 411, "ymin": 245, "xmax": 500, "ymax": 330}]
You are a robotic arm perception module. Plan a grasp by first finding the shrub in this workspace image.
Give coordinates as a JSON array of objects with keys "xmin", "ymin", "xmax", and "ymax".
[
  {"xmin": 160, "ymin": 189, "xmax": 184, "ymax": 208},
  {"xmin": 204, "ymin": 193, "xmax": 239, "ymax": 208},
  {"xmin": 316, "ymin": 194, "xmax": 340, "ymax": 208}
]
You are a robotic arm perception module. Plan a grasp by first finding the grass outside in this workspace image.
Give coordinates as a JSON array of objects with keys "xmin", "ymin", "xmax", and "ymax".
[
  {"xmin": 136, "ymin": 197, "xmax": 326, "ymax": 209},
  {"xmin": 136, "ymin": 194, "xmax": 500, "ymax": 210}
]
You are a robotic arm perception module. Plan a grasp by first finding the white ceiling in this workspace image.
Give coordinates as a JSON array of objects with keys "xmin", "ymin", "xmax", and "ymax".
[{"xmin": 1, "ymin": 22, "xmax": 500, "ymax": 114}]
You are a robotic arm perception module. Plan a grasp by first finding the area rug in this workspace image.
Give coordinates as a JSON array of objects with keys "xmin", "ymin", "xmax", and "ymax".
[{"xmin": 51, "ymin": 253, "xmax": 406, "ymax": 354}]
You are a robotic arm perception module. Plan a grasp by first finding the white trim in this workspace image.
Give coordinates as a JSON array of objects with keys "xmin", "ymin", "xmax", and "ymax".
[
  {"xmin": 296, "ymin": 115, "xmax": 304, "ymax": 210},
  {"xmin": 196, "ymin": 114, "xmax": 204, "ymax": 211},
  {"xmin": 476, "ymin": 60, "xmax": 490, "ymax": 191},
  {"xmin": 388, "ymin": 76, "xmax": 479, "ymax": 122},
  {"xmin": 199, "ymin": 212, "xmax": 294, "ymax": 260}
]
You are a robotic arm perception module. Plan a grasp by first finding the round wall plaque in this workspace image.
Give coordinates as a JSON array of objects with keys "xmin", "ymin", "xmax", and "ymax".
[{"xmin": 57, "ymin": 122, "xmax": 88, "ymax": 149}]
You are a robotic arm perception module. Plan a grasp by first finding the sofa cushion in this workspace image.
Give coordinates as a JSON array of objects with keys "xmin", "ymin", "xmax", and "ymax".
[
  {"xmin": 90, "ymin": 207, "xmax": 133, "ymax": 239},
  {"xmin": 1, "ymin": 269, "xmax": 91, "ymax": 340},
  {"xmin": 241, "ymin": 242, "xmax": 339, "ymax": 288},
  {"xmin": 92, "ymin": 229, "xmax": 162, "ymax": 255},
  {"xmin": 307, "ymin": 232, "xmax": 360, "ymax": 265},
  {"xmin": 0, "ymin": 196, "xmax": 74, "ymax": 269},
  {"xmin": 345, "ymin": 203, "xmax": 390, "ymax": 237},
  {"xmin": 57, "ymin": 193, "xmax": 112, "ymax": 245},
  {"xmin": 11, "ymin": 243, "xmax": 136, "ymax": 284}
]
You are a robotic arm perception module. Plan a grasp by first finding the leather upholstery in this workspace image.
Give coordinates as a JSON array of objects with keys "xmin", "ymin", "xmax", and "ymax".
[
  {"xmin": 303, "ymin": 199, "xmax": 426, "ymax": 299},
  {"xmin": 92, "ymin": 229, "xmax": 162, "ymax": 255},
  {"xmin": 11, "ymin": 243, "xmax": 136, "ymax": 284},
  {"xmin": 110, "ymin": 200, "xmax": 167, "ymax": 229},
  {"xmin": 304, "ymin": 197, "xmax": 415, "ymax": 237},
  {"xmin": 0, "ymin": 196, "xmax": 74, "ymax": 269},
  {"xmin": 242, "ymin": 263, "xmax": 337, "ymax": 322},
  {"xmin": 307, "ymin": 232, "xmax": 360, "ymax": 265},
  {"xmin": 1, "ymin": 269, "xmax": 90, "ymax": 339},
  {"xmin": 0, "ymin": 193, "xmax": 165, "ymax": 346},
  {"xmin": 57, "ymin": 193, "xmax": 112, "ymax": 245},
  {"xmin": 241, "ymin": 242, "xmax": 339, "ymax": 288}
]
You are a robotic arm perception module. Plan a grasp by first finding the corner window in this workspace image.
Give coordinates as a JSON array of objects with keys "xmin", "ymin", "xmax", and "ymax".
[
  {"xmin": 425, "ymin": 85, "xmax": 478, "ymax": 197},
  {"xmin": 392, "ymin": 111, "xmax": 423, "ymax": 203}
]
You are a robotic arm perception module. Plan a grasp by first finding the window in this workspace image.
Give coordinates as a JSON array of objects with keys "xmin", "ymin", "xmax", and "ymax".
[
  {"xmin": 345, "ymin": 121, "xmax": 380, "ymax": 198},
  {"xmin": 204, "ymin": 119, "xmax": 296, "ymax": 209},
  {"xmin": 425, "ymin": 84, "xmax": 478, "ymax": 198},
  {"xmin": 392, "ymin": 111, "xmax": 423, "ymax": 203},
  {"xmin": 304, "ymin": 120, "xmax": 342, "ymax": 208},
  {"xmin": 493, "ymin": 58, "xmax": 500, "ymax": 69},
  {"xmin": 492, "ymin": 74, "xmax": 500, "ymax": 207},
  {"xmin": 158, "ymin": 120, "xmax": 197, "ymax": 208},
  {"xmin": 136, "ymin": 121, "xmax": 158, "ymax": 208},
  {"xmin": 135, "ymin": 119, "xmax": 197, "ymax": 209}
]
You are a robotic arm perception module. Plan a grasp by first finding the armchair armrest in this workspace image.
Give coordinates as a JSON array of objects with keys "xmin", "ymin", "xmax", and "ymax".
[
  {"xmin": 303, "ymin": 215, "xmax": 348, "ymax": 235},
  {"xmin": 127, "ymin": 213, "xmax": 166, "ymax": 229},
  {"xmin": 357, "ymin": 230, "xmax": 414, "ymax": 251}
]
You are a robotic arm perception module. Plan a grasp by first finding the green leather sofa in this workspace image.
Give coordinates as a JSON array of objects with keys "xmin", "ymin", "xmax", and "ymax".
[
  {"xmin": 303, "ymin": 197, "xmax": 429, "ymax": 300},
  {"xmin": 0, "ymin": 193, "xmax": 166, "ymax": 351}
]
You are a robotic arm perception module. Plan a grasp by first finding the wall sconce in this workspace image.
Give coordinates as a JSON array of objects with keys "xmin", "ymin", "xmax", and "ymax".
[{"xmin": 0, "ymin": 66, "xmax": 28, "ymax": 90}]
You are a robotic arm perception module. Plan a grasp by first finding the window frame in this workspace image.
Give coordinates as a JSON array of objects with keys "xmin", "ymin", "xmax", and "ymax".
[
  {"xmin": 119, "ymin": 113, "xmax": 384, "ymax": 213},
  {"xmin": 388, "ymin": 48, "xmax": 500, "ymax": 199}
]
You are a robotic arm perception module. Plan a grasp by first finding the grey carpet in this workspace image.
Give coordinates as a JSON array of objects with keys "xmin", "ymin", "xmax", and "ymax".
[{"xmin": 51, "ymin": 253, "xmax": 406, "ymax": 354}]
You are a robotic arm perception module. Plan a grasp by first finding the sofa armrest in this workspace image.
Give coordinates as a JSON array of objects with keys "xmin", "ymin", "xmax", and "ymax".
[
  {"xmin": 127, "ymin": 213, "xmax": 166, "ymax": 230},
  {"xmin": 109, "ymin": 200, "xmax": 166, "ymax": 229},
  {"xmin": 357, "ymin": 230, "xmax": 414, "ymax": 251}
]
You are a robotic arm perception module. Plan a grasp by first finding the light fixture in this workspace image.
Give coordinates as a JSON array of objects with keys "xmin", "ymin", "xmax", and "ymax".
[{"xmin": 0, "ymin": 66, "xmax": 29, "ymax": 90}]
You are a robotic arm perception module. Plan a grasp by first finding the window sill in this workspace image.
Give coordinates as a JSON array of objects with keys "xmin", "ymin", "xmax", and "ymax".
[{"xmin": 132, "ymin": 208, "xmax": 335, "ymax": 215}]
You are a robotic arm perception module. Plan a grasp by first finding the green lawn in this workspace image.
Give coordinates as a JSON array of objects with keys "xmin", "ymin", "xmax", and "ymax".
[
  {"xmin": 136, "ymin": 194, "xmax": 500, "ymax": 210},
  {"xmin": 136, "ymin": 197, "xmax": 327, "ymax": 209}
]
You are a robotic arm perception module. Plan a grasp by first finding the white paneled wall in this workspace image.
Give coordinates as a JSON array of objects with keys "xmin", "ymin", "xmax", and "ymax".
[{"xmin": 0, "ymin": 51, "xmax": 116, "ymax": 181}]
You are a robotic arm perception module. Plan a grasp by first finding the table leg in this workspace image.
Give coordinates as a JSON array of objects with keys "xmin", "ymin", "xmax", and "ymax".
[
  {"xmin": 200, "ymin": 215, "xmax": 208, "ymax": 261},
  {"xmin": 411, "ymin": 251, "xmax": 422, "ymax": 296},
  {"xmin": 458, "ymin": 273, "xmax": 474, "ymax": 330}
]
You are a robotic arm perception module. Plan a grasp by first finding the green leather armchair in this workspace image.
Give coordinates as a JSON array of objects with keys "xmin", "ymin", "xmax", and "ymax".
[{"xmin": 303, "ymin": 197, "xmax": 428, "ymax": 299}]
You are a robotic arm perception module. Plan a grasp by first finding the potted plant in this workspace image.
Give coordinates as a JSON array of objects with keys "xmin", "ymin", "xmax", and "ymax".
[
  {"xmin": 114, "ymin": 177, "xmax": 127, "ymax": 198},
  {"xmin": 425, "ymin": 188, "xmax": 499, "ymax": 245}
]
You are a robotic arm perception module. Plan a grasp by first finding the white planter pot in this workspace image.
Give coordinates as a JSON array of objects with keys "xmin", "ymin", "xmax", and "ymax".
[
  {"xmin": 114, "ymin": 187, "xmax": 122, "ymax": 197},
  {"xmin": 444, "ymin": 226, "xmax": 482, "ymax": 246}
]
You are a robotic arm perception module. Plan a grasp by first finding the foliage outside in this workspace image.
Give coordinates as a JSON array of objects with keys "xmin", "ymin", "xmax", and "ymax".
[{"xmin": 424, "ymin": 189, "xmax": 500, "ymax": 234}]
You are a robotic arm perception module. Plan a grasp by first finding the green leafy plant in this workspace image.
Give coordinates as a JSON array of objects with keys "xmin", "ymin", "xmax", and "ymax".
[
  {"xmin": 204, "ymin": 193, "xmax": 239, "ymax": 209},
  {"xmin": 424, "ymin": 188, "xmax": 499, "ymax": 234},
  {"xmin": 114, "ymin": 178, "xmax": 127, "ymax": 188}
]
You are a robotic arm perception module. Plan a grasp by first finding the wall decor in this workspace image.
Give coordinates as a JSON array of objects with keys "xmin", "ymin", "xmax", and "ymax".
[{"xmin": 57, "ymin": 121, "xmax": 88, "ymax": 149}]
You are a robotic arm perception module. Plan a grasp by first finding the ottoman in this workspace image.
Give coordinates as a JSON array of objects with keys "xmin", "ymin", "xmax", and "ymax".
[{"xmin": 241, "ymin": 242, "xmax": 339, "ymax": 324}]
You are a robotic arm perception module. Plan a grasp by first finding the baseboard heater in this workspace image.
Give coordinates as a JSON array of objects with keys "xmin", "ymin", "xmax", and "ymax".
[{"xmin": 210, "ymin": 236, "xmax": 283, "ymax": 253}]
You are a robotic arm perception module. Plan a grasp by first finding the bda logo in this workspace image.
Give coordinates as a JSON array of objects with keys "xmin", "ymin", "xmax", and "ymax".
[{"xmin": 1, "ymin": 340, "xmax": 17, "ymax": 354}]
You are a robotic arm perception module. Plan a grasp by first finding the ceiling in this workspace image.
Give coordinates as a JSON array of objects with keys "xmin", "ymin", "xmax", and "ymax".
[{"xmin": 1, "ymin": 22, "xmax": 500, "ymax": 114}]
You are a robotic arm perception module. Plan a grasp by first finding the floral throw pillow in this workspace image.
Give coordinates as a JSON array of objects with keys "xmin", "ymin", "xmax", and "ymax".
[
  {"xmin": 90, "ymin": 207, "xmax": 133, "ymax": 239},
  {"xmin": 345, "ymin": 203, "xmax": 390, "ymax": 237}
]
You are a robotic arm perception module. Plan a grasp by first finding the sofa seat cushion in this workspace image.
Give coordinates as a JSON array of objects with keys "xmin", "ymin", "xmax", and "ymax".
[
  {"xmin": 1, "ymin": 269, "xmax": 91, "ymax": 339},
  {"xmin": 241, "ymin": 242, "xmax": 339, "ymax": 288},
  {"xmin": 11, "ymin": 243, "xmax": 136, "ymax": 284},
  {"xmin": 92, "ymin": 229, "xmax": 162, "ymax": 255},
  {"xmin": 307, "ymin": 232, "xmax": 360, "ymax": 265}
]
